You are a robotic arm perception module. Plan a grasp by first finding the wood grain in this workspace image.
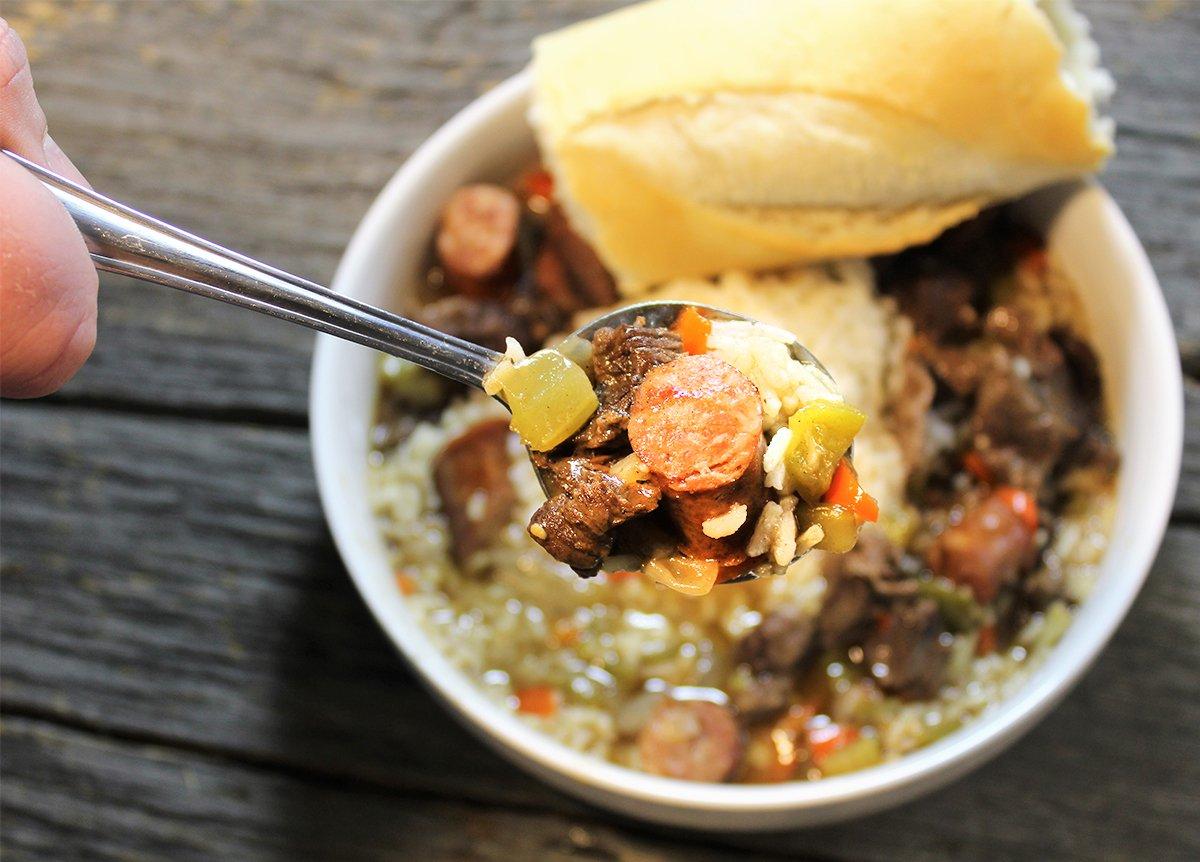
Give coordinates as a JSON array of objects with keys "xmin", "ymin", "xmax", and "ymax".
[
  {"xmin": 2, "ymin": 716, "xmax": 769, "ymax": 862},
  {"xmin": 3, "ymin": 404, "xmax": 1198, "ymax": 860},
  {"xmin": 8, "ymin": 0, "xmax": 1198, "ymax": 418},
  {"xmin": 2, "ymin": 0, "xmax": 1198, "ymax": 859}
]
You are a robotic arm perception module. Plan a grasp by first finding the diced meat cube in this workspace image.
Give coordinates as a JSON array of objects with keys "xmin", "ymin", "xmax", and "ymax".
[{"xmin": 433, "ymin": 419, "xmax": 517, "ymax": 569}]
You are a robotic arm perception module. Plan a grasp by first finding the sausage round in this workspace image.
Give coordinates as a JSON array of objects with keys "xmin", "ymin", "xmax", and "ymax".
[
  {"xmin": 434, "ymin": 184, "xmax": 520, "ymax": 289},
  {"xmin": 928, "ymin": 492, "xmax": 1036, "ymax": 603},
  {"xmin": 629, "ymin": 354, "xmax": 765, "ymax": 561},
  {"xmin": 628, "ymin": 354, "xmax": 763, "ymax": 494},
  {"xmin": 637, "ymin": 699, "xmax": 742, "ymax": 782}
]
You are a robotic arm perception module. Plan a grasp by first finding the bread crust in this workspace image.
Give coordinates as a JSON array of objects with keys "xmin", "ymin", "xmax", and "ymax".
[{"xmin": 532, "ymin": 0, "xmax": 1111, "ymax": 286}]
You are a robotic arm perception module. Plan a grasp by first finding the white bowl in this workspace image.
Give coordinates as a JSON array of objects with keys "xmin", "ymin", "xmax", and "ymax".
[{"xmin": 310, "ymin": 70, "xmax": 1183, "ymax": 830}]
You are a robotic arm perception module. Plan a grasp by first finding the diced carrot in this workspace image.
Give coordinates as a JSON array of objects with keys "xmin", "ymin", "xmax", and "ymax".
[
  {"xmin": 962, "ymin": 450, "xmax": 993, "ymax": 483},
  {"xmin": 823, "ymin": 459, "xmax": 879, "ymax": 523},
  {"xmin": 551, "ymin": 619, "xmax": 580, "ymax": 648},
  {"xmin": 673, "ymin": 305, "xmax": 712, "ymax": 355},
  {"xmin": 520, "ymin": 167, "xmax": 554, "ymax": 201},
  {"xmin": 1020, "ymin": 248, "xmax": 1048, "ymax": 278},
  {"xmin": 995, "ymin": 486, "xmax": 1038, "ymax": 532},
  {"xmin": 394, "ymin": 571, "xmax": 418, "ymax": 596},
  {"xmin": 977, "ymin": 623, "xmax": 998, "ymax": 656},
  {"xmin": 607, "ymin": 569, "xmax": 641, "ymax": 584},
  {"xmin": 515, "ymin": 685, "xmax": 559, "ymax": 717},
  {"xmin": 743, "ymin": 704, "xmax": 816, "ymax": 783},
  {"xmin": 806, "ymin": 721, "xmax": 859, "ymax": 766}
]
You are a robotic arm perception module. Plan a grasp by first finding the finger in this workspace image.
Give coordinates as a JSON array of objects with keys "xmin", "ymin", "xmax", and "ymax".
[
  {"xmin": 0, "ymin": 155, "xmax": 98, "ymax": 398},
  {"xmin": 42, "ymin": 131, "xmax": 89, "ymax": 187},
  {"xmin": 0, "ymin": 18, "xmax": 50, "ymax": 164}
]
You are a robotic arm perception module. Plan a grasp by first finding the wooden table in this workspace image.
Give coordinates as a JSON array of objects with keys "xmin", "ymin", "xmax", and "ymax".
[{"xmin": 2, "ymin": 2, "xmax": 1197, "ymax": 859}]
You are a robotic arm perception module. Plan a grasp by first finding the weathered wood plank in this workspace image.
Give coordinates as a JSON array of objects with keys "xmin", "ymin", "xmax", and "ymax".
[
  {"xmin": 6, "ymin": 0, "xmax": 1197, "ymax": 417},
  {"xmin": 3, "ymin": 403, "xmax": 1199, "ymax": 859},
  {"xmin": 0, "ymin": 716, "xmax": 768, "ymax": 862}
]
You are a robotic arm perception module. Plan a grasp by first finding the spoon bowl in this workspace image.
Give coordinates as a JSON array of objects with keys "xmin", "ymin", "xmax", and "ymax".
[{"xmin": 534, "ymin": 299, "xmax": 841, "ymax": 581}]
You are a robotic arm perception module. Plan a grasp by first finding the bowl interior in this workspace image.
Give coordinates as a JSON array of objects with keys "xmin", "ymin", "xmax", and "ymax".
[{"xmin": 310, "ymin": 73, "xmax": 1181, "ymax": 830}]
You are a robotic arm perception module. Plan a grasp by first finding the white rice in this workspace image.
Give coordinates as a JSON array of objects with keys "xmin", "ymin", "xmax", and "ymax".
[{"xmin": 368, "ymin": 258, "xmax": 1114, "ymax": 770}]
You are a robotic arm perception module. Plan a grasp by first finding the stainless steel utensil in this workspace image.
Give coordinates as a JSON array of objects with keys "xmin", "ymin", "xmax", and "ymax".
[{"xmin": 6, "ymin": 148, "xmax": 833, "ymax": 577}]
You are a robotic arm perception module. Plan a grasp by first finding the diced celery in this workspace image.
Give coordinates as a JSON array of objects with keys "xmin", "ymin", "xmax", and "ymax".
[
  {"xmin": 500, "ymin": 349, "xmax": 598, "ymax": 451},
  {"xmin": 1020, "ymin": 600, "xmax": 1073, "ymax": 652},
  {"xmin": 917, "ymin": 577, "xmax": 985, "ymax": 631},
  {"xmin": 805, "ymin": 504, "xmax": 859, "ymax": 553},
  {"xmin": 785, "ymin": 400, "xmax": 866, "ymax": 502},
  {"xmin": 915, "ymin": 713, "xmax": 962, "ymax": 746},
  {"xmin": 819, "ymin": 735, "xmax": 882, "ymax": 776}
]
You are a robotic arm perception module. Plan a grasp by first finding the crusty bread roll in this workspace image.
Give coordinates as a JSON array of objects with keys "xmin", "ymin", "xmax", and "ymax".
[{"xmin": 531, "ymin": 0, "xmax": 1113, "ymax": 289}]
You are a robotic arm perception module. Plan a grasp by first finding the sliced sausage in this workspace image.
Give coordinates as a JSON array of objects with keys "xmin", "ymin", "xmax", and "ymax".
[
  {"xmin": 432, "ymin": 418, "xmax": 516, "ymax": 569},
  {"xmin": 575, "ymin": 322, "xmax": 682, "ymax": 451},
  {"xmin": 629, "ymin": 354, "xmax": 765, "ymax": 562},
  {"xmin": 928, "ymin": 492, "xmax": 1036, "ymax": 603},
  {"xmin": 629, "ymin": 354, "xmax": 763, "ymax": 494},
  {"xmin": 435, "ymin": 184, "xmax": 520, "ymax": 294},
  {"xmin": 664, "ymin": 444, "xmax": 764, "ymax": 563},
  {"xmin": 637, "ymin": 699, "xmax": 742, "ymax": 782}
]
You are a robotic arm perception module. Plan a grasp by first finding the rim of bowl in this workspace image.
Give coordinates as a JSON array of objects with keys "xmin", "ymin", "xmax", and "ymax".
[{"xmin": 311, "ymin": 69, "xmax": 1183, "ymax": 818}]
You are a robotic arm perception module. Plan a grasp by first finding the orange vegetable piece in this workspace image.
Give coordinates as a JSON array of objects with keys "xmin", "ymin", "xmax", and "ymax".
[
  {"xmin": 394, "ymin": 571, "xmax": 417, "ymax": 596},
  {"xmin": 995, "ymin": 486, "xmax": 1038, "ymax": 532},
  {"xmin": 807, "ymin": 721, "xmax": 859, "ymax": 766},
  {"xmin": 515, "ymin": 685, "xmax": 559, "ymax": 717},
  {"xmin": 673, "ymin": 305, "xmax": 712, "ymax": 355},
  {"xmin": 551, "ymin": 619, "xmax": 580, "ymax": 648},
  {"xmin": 823, "ymin": 459, "xmax": 879, "ymax": 523},
  {"xmin": 977, "ymin": 623, "xmax": 998, "ymax": 656},
  {"xmin": 962, "ymin": 450, "xmax": 992, "ymax": 483},
  {"xmin": 607, "ymin": 569, "xmax": 641, "ymax": 584},
  {"xmin": 520, "ymin": 167, "xmax": 554, "ymax": 201}
]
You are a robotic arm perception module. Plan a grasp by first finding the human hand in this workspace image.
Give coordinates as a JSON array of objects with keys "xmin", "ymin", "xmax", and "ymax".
[{"xmin": 1, "ymin": 18, "xmax": 97, "ymax": 398}]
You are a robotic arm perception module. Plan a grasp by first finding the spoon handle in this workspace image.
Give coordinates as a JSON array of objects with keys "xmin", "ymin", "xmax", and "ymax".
[{"xmin": 3, "ymin": 149, "xmax": 501, "ymax": 390}]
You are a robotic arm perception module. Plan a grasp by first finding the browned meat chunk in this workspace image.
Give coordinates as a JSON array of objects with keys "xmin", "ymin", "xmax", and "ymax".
[
  {"xmin": 970, "ymin": 371, "xmax": 1078, "ymax": 487},
  {"xmin": 543, "ymin": 204, "xmax": 618, "ymax": 307},
  {"xmin": 435, "ymin": 184, "xmax": 520, "ymax": 294},
  {"xmin": 894, "ymin": 271, "xmax": 980, "ymax": 342},
  {"xmin": 983, "ymin": 305, "xmax": 1067, "ymax": 378},
  {"xmin": 730, "ymin": 673, "xmax": 794, "ymax": 721},
  {"xmin": 817, "ymin": 572, "xmax": 875, "ymax": 652},
  {"xmin": 887, "ymin": 353, "xmax": 935, "ymax": 470},
  {"xmin": 629, "ymin": 355, "xmax": 766, "ymax": 563},
  {"xmin": 529, "ymin": 457, "xmax": 661, "ymax": 571},
  {"xmin": 915, "ymin": 337, "xmax": 1003, "ymax": 397},
  {"xmin": 531, "ymin": 244, "xmax": 583, "ymax": 316},
  {"xmin": 637, "ymin": 699, "xmax": 742, "ymax": 782},
  {"xmin": 928, "ymin": 493, "xmax": 1036, "ymax": 603},
  {"xmin": 1052, "ymin": 326, "xmax": 1104, "ymax": 403},
  {"xmin": 414, "ymin": 296, "xmax": 529, "ymax": 353},
  {"xmin": 863, "ymin": 599, "xmax": 950, "ymax": 699},
  {"xmin": 575, "ymin": 322, "xmax": 681, "ymax": 450},
  {"xmin": 433, "ymin": 419, "xmax": 516, "ymax": 569},
  {"xmin": 738, "ymin": 608, "xmax": 815, "ymax": 674},
  {"xmin": 818, "ymin": 531, "xmax": 915, "ymax": 650}
]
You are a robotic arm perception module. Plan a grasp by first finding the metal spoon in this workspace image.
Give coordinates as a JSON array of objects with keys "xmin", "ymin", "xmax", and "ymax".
[{"xmin": 6, "ymin": 149, "xmax": 834, "ymax": 578}]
